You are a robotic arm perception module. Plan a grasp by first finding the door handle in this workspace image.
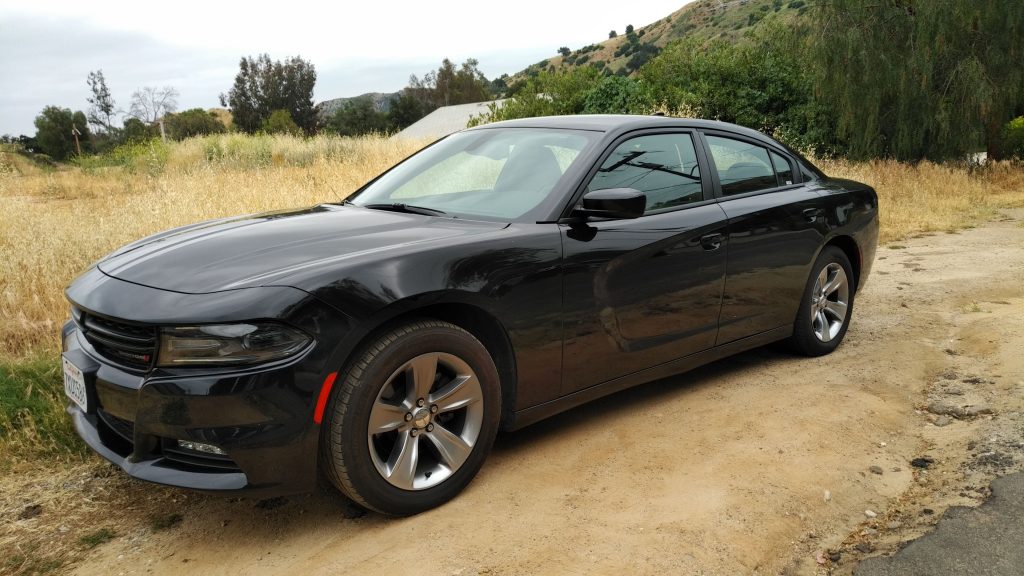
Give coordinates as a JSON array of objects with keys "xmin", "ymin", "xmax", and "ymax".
[
  {"xmin": 802, "ymin": 208, "xmax": 824, "ymax": 223},
  {"xmin": 700, "ymin": 233, "xmax": 723, "ymax": 251}
]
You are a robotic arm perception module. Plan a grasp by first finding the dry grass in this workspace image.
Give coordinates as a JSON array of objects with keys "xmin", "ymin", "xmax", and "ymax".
[{"xmin": 818, "ymin": 158, "xmax": 1024, "ymax": 242}]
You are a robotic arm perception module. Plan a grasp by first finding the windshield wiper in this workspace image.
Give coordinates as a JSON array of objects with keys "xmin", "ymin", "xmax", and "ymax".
[{"xmin": 362, "ymin": 203, "xmax": 448, "ymax": 217}]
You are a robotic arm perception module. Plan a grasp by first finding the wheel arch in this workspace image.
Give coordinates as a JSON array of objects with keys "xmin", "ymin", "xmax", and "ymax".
[
  {"xmin": 823, "ymin": 235, "xmax": 862, "ymax": 291},
  {"xmin": 327, "ymin": 300, "xmax": 519, "ymax": 430}
]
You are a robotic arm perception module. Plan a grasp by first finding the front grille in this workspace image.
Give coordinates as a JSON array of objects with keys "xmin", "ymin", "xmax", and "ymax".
[{"xmin": 80, "ymin": 313, "xmax": 157, "ymax": 371}]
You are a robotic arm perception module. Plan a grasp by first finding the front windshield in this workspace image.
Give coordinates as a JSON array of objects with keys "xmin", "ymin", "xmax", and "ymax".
[{"xmin": 349, "ymin": 128, "xmax": 597, "ymax": 220}]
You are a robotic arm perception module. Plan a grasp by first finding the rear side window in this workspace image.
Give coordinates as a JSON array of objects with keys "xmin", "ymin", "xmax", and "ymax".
[
  {"xmin": 589, "ymin": 133, "xmax": 703, "ymax": 213},
  {"xmin": 705, "ymin": 135, "xmax": 777, "ymax": 196},
  {"xmin": 770, "ymin": 151, "xmax": 794, "ymax": 186}
]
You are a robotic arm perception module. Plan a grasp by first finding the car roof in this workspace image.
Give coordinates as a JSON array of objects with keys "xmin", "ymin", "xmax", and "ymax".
[
  {"xmin": 468, "ymin": 114, "xmax": 824, "ymax": 179},
  {"xmin": 469, "ymin": 114, "xmax": 772, "ymax": 141}
]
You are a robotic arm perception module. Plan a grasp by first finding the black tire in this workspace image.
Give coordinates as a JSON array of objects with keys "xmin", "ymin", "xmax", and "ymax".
[
  {"xmin": 320, "ymin": 320, "xmax": 501, "ymax": 515},
  {"xmin": 789, "ymin": 246, "xmax": 856, "ymax": 356}
]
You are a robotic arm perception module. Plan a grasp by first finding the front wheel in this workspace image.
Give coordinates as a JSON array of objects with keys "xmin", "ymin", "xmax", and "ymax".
[
  {"xmin": 320, "ymin": 320, "xmax": 501, "ymax": 515},
  {"xmin": 789, "ymin": 246, "xmax": 855, "ymax": 356}
]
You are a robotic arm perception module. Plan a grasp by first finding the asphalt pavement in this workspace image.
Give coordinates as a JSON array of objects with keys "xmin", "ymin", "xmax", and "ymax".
[{"xmin": 855, "ymin": 472, "xmax": 1024, "ymax": 576}]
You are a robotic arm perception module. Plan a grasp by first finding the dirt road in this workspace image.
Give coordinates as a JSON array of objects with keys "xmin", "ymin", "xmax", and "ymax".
[{"xmin": 71, "ymin": 212, "xmax": 1024, "ymax": 576}]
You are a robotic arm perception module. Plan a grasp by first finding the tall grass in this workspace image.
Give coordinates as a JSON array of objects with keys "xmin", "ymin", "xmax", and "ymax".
[{"xmin": 2, "ymin": 134, "xmax": 1024, "ymax": 462}]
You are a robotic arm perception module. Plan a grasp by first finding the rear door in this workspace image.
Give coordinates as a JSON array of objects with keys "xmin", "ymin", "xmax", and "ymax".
[
  {"xmin": 560, "ymin": 131, "xmax": 729, "ymax": 395},
  {"xmin": 699, "ymin": 131, "xmax": 825, "ymax": 344}
]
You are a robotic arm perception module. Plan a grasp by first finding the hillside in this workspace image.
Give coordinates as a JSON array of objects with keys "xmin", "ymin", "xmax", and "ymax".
[
  {"xmin": 315, "ymin": 92, "xmax": 398, "ymax": 121},
  {"xmin": 514, "ymin": 0, "xmax": 808, "ymax": 81}
]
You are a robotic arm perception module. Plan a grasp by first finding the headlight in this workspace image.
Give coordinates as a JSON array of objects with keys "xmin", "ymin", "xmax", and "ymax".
[{"xmin": 157, "ymin": 323, "xmax": 312, "ymax": 367}]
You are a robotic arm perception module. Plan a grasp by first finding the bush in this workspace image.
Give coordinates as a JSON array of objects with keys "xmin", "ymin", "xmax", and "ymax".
[
  {"xmin": 582, "ymin": 75, "xmax": 652, "ymax": 114},
  {"xmin": 164, "ymin": 108, "xmax": 226, "ymax": 140},
  {"xmin": 262, "ymin": 109, "xmax": 302, "ymax": 136},
  {"xmin": 1004, "ymin": 117, "xmax": 1024, "ymax": 159}
]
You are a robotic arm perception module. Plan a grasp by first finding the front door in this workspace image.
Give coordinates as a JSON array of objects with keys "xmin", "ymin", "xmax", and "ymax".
[{"xmin": 559, "ymin": 132, "xmax": 729, "ymax": 395}]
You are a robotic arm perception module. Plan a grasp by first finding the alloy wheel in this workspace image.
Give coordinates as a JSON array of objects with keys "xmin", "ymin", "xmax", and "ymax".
[
  {"xmin": 367, "ymin": 352, "xmax": 484, "ymax": 490},
  {"xmin": 810, "ymin": 263, "xmax": 850, "ymax": 343}
]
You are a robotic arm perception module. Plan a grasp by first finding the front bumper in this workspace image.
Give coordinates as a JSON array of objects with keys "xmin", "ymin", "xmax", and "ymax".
[
  {"xmin": 64, "ymin": 325, "xmax": 321, "ymax": 495},
  {"xmin": 62, "ymin": 267, "xmax": 354, "ymax": 495}
]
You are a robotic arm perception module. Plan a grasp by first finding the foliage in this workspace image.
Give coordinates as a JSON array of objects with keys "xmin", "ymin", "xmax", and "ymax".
[
  {"xmin": 609, "ymin": 30, "xmax": 617, "ymax": 38},
  {"xmin": 387, "ymin": 91, "xmax": 426, "ymax": 131},
  {"xmin": 163, "ymin": 108, "xmax": 225, "ymax": 140},
  {"xmin": 261, "ymin": 109, "xmax": 302, "ymax": 136},
  {"xmin": 86, "ymin": 70, "xmax": 117, "ymax": 133},
  {"xmin": 0, "ymin": 357, "xmax": 86, "ymax": 462},
  {"xmin": 220, "ymin": 54, "xmax": 317, "ymax": 134},
  {"xmin": 326, "ymin": 97, "xmax": 391, "ymax": 136},
  {"xmin": 640, "ymin": 23, "xmax": 832, "ymax": 152},
  {"xmin": 72, "ymin": 139, "xmax": 171, "ymax": 176},
  {"xmin": 812, "ymin": 0, "xmax": 1024, "ymax": 160},
  {"xmin": 582, "ymin": 75, "xmax": 652, "ymax": 114},
  {"xmin": 1004, "ymin": 117, "xmax": 1024, "ymax": 160},
  {"xmin": 121, "ymin": 117, "xmax": 157, "ymax": 143},
  {"xmin": 469, "ymin": 67, "xmax": 603, "ymax": 126},
  {"xmin": 128, "ymin": 86, "xmax": 179, "ymax": 124},
  {"xmin": 33, "ymin": 106, "xmax": 90, "ymax": 160},
  {"xmin": 558, "ymin": 46, "xmax": 571, "ymax": 57},
  {"xmin": 406, "ymin": 58, "xmax": 493, "ymax": 113}
]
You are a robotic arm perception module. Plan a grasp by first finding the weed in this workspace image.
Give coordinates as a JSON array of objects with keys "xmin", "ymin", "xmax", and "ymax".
[
  {"xmin": 149, "ymin": 512, "xmax": 183, "ymax": 531},
  {"xmin": 2, "ymin": 548, "xmax": 63, "ymax": 575},
  {"xmin": 0, "ymin": 357, "xmax": 87, "ymax": 466},
  {"xmin": 77, "ymin": 528, "xmax": 115, "ymax": 549}
]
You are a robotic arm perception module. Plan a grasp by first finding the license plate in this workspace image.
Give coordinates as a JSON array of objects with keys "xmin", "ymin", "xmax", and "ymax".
[{"xmin": 62, "ymin": 355, "xmax": 89, "ymax": 412}]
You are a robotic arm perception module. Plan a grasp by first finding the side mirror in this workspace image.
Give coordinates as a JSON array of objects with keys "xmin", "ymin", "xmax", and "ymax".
[{"xmin": 576, "ymin": 188, "xmax": 646, "ymax": 219}]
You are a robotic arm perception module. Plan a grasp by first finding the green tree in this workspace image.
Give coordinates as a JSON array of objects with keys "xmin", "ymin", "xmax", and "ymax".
[
  {"xmin": 639, "ymin": 24, "xmax": 827, "ymax": 149},
  {"xmin": 812, "ymin": 0, "xmax": 1024, "ymax": 160},
  {"xmin": 407, "ymin": 58, "xmax": 492, "ymax": 112},
  {"xmin": 220, "ymin": 54, "xmax": 317, "ymax": 134},
  {"xmin": 326, "ymin": 97, "xmax": 391, "ymax": 136},
  {"xmin": 121, "ymin": 117, "xmax": 157, "ymax": 142},
  {"xmin": 387, "ymin": 91, "xmax": 426, "ymax": 130},
  {"xmin": 261, "ymin": 109, "xmax": 302, "ymax": 135},
  {"xmin": 164, "ymin": 108, "xmax": 226, "ymax": 140},
  {"xmin": 470, "ymin": 67, "xmax": 603, "ymax": 126},
  {"xmin": 86, "ymin": 70, "xmax": 118, "ymax": 133},
  {"xmin": 558, "ymin": 47, "xmax": 571, "ymax": 57},
  {"xmin": 34, "ymin": 106, "xmax": 91, "ymax": 160},
  {"xmin": 609, "ymin": 30, "xmax": 617, "ymax": 38}
]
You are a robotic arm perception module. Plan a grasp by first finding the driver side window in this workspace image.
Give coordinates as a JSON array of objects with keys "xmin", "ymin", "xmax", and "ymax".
[{"xmin": 589, "ymin": 133, "xmax": 703, "ymax": 214}]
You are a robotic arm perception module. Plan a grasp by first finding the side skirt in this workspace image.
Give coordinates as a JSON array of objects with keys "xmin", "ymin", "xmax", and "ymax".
[{"xmin": 506, "ymin": 325, "xmax": 792, "ymax": 431}]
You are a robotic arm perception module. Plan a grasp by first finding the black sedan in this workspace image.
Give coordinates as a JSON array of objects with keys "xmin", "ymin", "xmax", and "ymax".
[{"xmin": 62, "ymin": 115, "xmax": 878, "ymax": 515}]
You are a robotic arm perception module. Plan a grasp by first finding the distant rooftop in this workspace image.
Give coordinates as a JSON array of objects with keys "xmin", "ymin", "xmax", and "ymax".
[{"xmin": 395, "ymin": 100, "xmax": 505, "ymax": 140}]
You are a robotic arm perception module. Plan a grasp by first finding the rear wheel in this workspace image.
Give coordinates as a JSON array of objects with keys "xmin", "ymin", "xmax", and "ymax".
[
  {"xmin": 320, "ymin": 320, "xmax": 501, "ymax": 515},
  {"xmin": 789, "ymin": 246, "xmax": 855, "ymax": 356}
]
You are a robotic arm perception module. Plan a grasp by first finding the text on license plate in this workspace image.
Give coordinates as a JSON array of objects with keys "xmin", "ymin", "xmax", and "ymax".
[{"xmin": 62, "ymin": 355, "xmax": 88, "ymax": 412}]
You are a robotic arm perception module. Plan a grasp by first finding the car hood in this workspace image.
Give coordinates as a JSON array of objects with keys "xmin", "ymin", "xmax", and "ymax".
[{"xmin": 96, "ymin": 205, "xmax": 507, "ymax": 293}]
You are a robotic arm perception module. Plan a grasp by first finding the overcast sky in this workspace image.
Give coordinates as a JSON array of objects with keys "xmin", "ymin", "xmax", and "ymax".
[{"xmin": 0, "ymin": 0, "xmax": 690, "ymax": 135}]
